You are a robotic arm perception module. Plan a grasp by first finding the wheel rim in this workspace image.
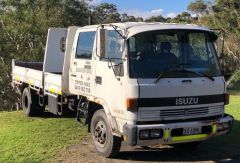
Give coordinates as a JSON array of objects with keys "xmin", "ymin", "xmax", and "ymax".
[{"xmin": 94, "ymin": 120, "xmax": 107, "ymax": 148}]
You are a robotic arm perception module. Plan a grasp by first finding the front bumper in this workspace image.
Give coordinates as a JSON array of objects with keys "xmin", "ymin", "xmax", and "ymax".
[{"xmin": 123, "ymin": 114, "xmax": 233, "ymax": 146}]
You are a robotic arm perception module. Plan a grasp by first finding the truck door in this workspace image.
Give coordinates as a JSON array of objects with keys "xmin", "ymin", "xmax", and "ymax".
[
  {"xmin": 69, "ymin": 30, "xmax": 96, "ymax": 95},
  {"xmin": 93, "ymin": 29, "xmax": 126, "ymax": 120}
]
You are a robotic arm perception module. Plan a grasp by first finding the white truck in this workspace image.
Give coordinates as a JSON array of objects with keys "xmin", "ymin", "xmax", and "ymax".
[{"xmin": 12, "ymin": 22, "xmax": 233, "ymax": 157}]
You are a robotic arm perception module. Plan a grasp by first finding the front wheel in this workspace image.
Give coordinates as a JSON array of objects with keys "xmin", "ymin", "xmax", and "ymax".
[{"xmin": 91, "ymin": 109, "xmax": 122, "ymax": 158}]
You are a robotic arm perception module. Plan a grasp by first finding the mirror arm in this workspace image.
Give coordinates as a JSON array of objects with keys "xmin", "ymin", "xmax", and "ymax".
[
  {"xmin": 109, "ymin": 24, "xmax": 126, "ymax": 40},
  {"xmin": 107, "ymin": 58, "xmax": 121, "ymax": 81}
]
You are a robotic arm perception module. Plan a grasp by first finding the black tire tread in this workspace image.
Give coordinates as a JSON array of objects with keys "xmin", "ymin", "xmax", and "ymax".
[
  {"xmin": 22, "ymin": 88, "xmax": 35, "ymax": 116},
  {"xmin": 22, "ymin": 87, "xmax": 45, "ymax": 116},
  {"xmin": 91, "ymin": 109, "xmax": 122, "ymax": 158},
  {"xmin": 107, "ymin": 133, "xmax": 122, "ymax": 158}
]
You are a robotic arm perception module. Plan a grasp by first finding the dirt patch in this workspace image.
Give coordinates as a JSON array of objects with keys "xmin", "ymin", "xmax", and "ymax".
[
  {"xmin": 54, "ymin": 135, "xmax": 130, "ymax": 163},
  {"xmin": 54, "ymin": 134, "xmax": 240, "ymax": 163}
]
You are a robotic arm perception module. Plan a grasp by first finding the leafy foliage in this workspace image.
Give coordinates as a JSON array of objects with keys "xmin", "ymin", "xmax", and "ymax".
[
  {"xmin": 0, "ymin": 0, "xmax": 89, "ymax": 110},
  {"xmin": 145, "ymin": 15, "xmax": 167, "ymax": 22},
  {"xmin": 188, "ymin": 0, "xmax": 207, "ymax": 17},
  {"xmin": 191, "ymin": 0, "xmax": 240, "ymax": 73},
  {"xmin": 121, "ymin": 13, "xmax": 143, "ymax": 22},
  {"xmin": 91, "ymin": 3, "xmax": 121, "ymax": 24}
]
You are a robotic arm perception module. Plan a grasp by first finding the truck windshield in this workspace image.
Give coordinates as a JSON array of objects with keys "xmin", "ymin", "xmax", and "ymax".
[{"xmin": 128, "ymin": 30, "xmax": 221, "ymax": 79}]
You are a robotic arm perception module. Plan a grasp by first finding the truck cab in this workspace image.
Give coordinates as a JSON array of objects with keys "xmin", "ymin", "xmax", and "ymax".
[{"xmin": 12, "ymin": 22, "xmax": 233, "ymax": 158}]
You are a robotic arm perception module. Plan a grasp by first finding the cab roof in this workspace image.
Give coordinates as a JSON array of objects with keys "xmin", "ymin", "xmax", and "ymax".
[{"xmin": 82, "ymin": 22, "xmax": 215, "ymax": 39}]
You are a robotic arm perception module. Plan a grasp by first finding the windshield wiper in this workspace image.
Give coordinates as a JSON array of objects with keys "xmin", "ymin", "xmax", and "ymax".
[
  {"xmin": 154, "ymin": 68, "xmax": 215, "ymax": 84},
  {"xmin": 154, "ymin": 63, "xmax": 191, "ymax": 83},
  {"xmin": 170, "ymin": 64, "xmax": 215, "ymax": 81},
  {"xmin": 168, "ymin": 63, "xmax": 191, "ymax": 68},
  {"xmin": 196, "ymin": 71, "xmax": 215, "ymax": 81}
]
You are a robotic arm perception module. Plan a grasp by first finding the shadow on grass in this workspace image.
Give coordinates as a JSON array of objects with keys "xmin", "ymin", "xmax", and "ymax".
[
  {"xmin": 39, "ymin": 111, "xmax": 76, "ymax": 118},
  {"xmin": 114, "ymin": 120, "xmax": 240, "ymax": 162}
]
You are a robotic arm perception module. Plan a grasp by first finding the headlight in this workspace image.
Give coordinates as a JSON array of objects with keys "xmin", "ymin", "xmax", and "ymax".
[
  {"xmin": 150, "ymin": 130, "xmax": 162, "ymax": 138},
  {"xmin": 139, "ymin": 130, "xmax": 150, "ymax": 140},
  {"xmin": 139, "ymin": 129, "xmax": 163, "ymax": 140}
]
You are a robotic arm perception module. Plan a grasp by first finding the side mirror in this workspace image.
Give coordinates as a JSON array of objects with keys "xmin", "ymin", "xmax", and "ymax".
[
  {"xmin": 99, "ymin": 28, "xmax": 108, "ymax": 58},
  {"xmin": 219, "ymin": 53, "xmax": 226, "ymax": 76},
  {"xmin": 217, "ymin": 36, "xmax": 224, "ymax": 59},
  {"xmin": 211, "ymin": 30, "xmax": 225, "ymax": 58},
  {"xmin": 211, "ymin": 30, "xmax": 226, "ymax": 74}
]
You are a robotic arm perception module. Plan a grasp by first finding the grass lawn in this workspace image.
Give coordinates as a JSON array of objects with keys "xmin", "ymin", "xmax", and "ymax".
[
  {"xmin": 0, "ymin": 112, "xmax": 87, "ymax": 162},
  {"xmin": 0, "ymin": 96, "xmax": 239, "ymax": 162},
  {"xmin": 194, "ymin": 95, "xmax": 240, "ymax": 160}
]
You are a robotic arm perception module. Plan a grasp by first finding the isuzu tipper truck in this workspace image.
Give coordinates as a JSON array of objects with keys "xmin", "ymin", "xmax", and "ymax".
[{"xmin": 12, "ymin": 22, "xmax": 233, "ymax": 157}]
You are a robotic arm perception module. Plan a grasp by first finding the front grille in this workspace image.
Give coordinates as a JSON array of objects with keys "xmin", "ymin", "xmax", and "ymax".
[
  {"xmin": 139, "ymin": 106, "xmax": 223, "ymax": 121},
  {"xmin": 160, "ymin": 107, "xmax": 208, "ymax": 118}
]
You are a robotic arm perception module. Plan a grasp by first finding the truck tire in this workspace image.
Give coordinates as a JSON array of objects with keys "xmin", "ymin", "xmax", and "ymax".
[
  {"xmin": 91, "ymin": 109, "xmax": 122, "ymax": 158},
  {"xmin": 22, "ymin": 87, "xmax": 44, "ymax": 116},
  {"xmin": 22, "ymin": 87, "xmax": 36, "ymax": 116}
]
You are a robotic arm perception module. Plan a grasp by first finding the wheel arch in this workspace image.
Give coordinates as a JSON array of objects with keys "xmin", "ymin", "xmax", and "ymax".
[
  {"xmin": 21, "ymin": 83, "xmax": 30, "ymax": 93},
  {"xmin": 87, "ymin": 98, "xmax": 119, "ymax": 135}
]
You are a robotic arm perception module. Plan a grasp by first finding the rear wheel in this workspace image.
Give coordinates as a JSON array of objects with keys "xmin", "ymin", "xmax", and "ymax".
[
  {"xmin": 91, "ymin": 109, "xmax": 122, "ymax": 158},
  {"xmin": 22, "ymin": 88, "xmax": 35, "ymax": 116},
  {"xmin": 21, "ymin": 87, "xmax": 44, "ymax": 116}
]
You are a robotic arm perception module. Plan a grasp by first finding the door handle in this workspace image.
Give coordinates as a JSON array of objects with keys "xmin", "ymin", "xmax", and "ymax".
[
  {"xmin": 95, "ymin": 76, "xmax": 102, "ymax": 84},
  {"xmin": 71, "ymin": 74, "xmax": 77, "ymax": 77}
]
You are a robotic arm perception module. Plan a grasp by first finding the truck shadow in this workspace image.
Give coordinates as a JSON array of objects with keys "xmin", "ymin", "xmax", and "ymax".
[
  {"xmin": 115, "ymin": 120, "xmax": 240, "ymax": 162},
  {"xmin": 39, "ymin": 111, "xmax": 76, "ymax": 118}
]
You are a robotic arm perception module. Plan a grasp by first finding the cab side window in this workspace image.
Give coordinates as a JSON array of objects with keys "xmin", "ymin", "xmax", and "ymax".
[
  {"xmin": 107, "ymin": 30, "xmax": 124, "ymax": 61},
  {"xmin": 106, "ymin": 30, "xmax": 124, "ymax": 76},
  {"xmin": 76, "ymin": 31, "xmax": 96, "ymax": 59}
]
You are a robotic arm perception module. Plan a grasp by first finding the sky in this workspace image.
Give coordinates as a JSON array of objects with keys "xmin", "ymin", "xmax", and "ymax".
[{"xmin": 89, "ymin": 0, "xmax": 196, "ymax": 19}]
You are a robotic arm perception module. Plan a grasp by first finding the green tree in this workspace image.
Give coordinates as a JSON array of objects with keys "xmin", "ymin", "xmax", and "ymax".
[
  {"xmin": 120, "ymin": 13, "xmax": 143, "ymax": 22},
  {"xmin": 171, "ymin": 12, "xmax": 193, "ymax": 23},
  {"xmin": 145, "ymin": 15, "xmax": 166, "ymax": 22},
  {"xmin": 199, "ymin": 0, "xmax": 240, "ymax": 72},
  {"xmin": 0, "ymin": 0, "xmax": 89, "ymax": 110},
  {"xmin": 92, "ymin": 3, "xmax": 121, "ymax": 24},
  {"xmin": 188, "ymin": 0, "xmax": 207, "ymax": 20}
]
